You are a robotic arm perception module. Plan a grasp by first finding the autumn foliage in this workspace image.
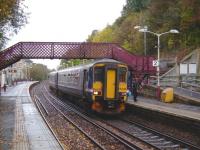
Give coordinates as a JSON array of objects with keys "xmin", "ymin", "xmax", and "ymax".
[
  {"xmin": 87, "ymin": 0, "xmax": 200, "ymax": 56},
  {"xmin": 0, "ymin": 0, "xmax": 28, "ymax": 49}
]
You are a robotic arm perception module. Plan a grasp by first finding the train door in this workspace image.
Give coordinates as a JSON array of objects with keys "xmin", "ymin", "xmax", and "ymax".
[
  {"xmin": 55, "ymin": 72, "xmax": 58, "ymax": 88},
  {"xmin": 106, "ymin": 69, "xmax": 116, "ymax": 99},
  {"xmin": 55, "ymin": 72, "xmax": 58, "ymax": 94},
  {"xmin": 83, "ymin": 69, "xmax": 87, "ymax": 97}
]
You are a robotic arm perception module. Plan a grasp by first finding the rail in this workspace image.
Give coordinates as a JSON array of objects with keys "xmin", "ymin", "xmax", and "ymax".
[
  {"xmin": 175, "ymin": 87, "xmax": 200, "ymax": 99},
  {"xmin": 121, "ymin": 119, "xmax": 200, "ymax": 150},
  {"xmin": 149, "ymin": 75, "xmax": 200, "ymax": 87},
  {"xmin": 41, "ymin": 83, "xmax": 139, "ymax": 149},
  {"xmin": 44, "ymin": 81, "xmax": 200, "ymax": 149},
  {"xmin": 181, "ymin": 82, "xmax": 200, "ymax": 88}
]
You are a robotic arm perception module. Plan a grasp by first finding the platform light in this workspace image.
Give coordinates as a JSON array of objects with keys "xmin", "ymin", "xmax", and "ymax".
[
  {"xmin": 135, "ymin": 27, "xmax": 179, "ymax": 98},
  {"xmin": 135, "ymin": 25, "xmax": 148, "ymax": 55},
  {"xmin": 169, "ymin": 29, "xmax": 179, "ymax": 34},
  {"xmin": 93, "ymin": 91, "xmax": 98, "ymax": 95}
]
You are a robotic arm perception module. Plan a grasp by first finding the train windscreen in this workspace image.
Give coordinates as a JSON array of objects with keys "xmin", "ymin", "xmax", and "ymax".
[
  {"xmin": 94, "ymin": 67, "xmax": 104, "ymax": 82},
  {"xmin": 119, "ymin": 67, "xmax": 127, "ymax": 82}
]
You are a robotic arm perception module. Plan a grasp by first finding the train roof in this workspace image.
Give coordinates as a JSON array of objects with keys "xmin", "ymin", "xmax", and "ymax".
[
  {"xmin": 90, "ymin": 58, "xmax": 125, "ymax": 65},
  {"xmin": 49, "ymin": 59, "xmax": 126, "ymax": 74}
]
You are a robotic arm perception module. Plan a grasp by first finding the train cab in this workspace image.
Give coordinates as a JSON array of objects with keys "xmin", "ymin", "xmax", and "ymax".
[{"xmin": 90, "ymin": 62, "xmax": 128, "ymax": 113}]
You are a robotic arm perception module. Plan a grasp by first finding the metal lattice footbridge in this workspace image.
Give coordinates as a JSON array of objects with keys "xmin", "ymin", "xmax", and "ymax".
[{"xmin": 0, "ymin": 42, "xmax": 155, "ymax": 74}]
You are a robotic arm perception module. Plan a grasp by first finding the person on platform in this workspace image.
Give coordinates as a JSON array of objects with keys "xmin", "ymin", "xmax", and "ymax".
[
  {"xmin": 132, "ymin": 80, "xmax": 138, "ymax": 102},
  {"xmin": 3, "ymin": 84, "xmax": 6, "ymax": 92},
  {"xmin": 132, "ymin": 74, "xmax": 149, "ymax": 102}
]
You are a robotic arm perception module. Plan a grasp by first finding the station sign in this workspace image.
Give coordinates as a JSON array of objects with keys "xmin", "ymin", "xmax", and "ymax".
[{"xmin": 152, "ymin": 60, "xmax": 159, "ymax": 67}]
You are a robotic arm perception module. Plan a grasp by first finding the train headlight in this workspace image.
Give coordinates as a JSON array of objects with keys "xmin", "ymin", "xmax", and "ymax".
[
  {"xmin": 93, "ymin": 91, "xmax": 98, "ymax": 95},
  {"xmin": 93, "ymin": 90, "xmax": 102, "ymax": 95}
]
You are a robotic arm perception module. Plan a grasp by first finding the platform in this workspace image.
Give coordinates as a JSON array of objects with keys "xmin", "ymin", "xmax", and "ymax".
[
  {"xmin": 127, "ymin": 95, "xmax": 200, "ymax": 122},
  {"xmin": 0, "ymin": 82, "xmax": 62, "ymax": 150},
  {"xmin": 174, "ymin": 87, "xmax": 200, "ymax": 105}
]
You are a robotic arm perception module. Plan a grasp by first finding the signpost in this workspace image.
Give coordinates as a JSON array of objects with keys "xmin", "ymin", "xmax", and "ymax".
[{"xmin": 153, "ymin": 60, "xmax": 159, "ymax": 67}]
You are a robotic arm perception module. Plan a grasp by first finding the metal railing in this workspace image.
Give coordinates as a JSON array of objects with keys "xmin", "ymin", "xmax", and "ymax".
[
  {"xmin": 0, "ymin": 42, "xmax": 156, "ymax": 75},
  {"xmin": 180, "ymin": 81, "xmax": 200, "ymax": 92},
  {"xmin": 175, "ymin": 87, "xmax": 200, "ymax": 99},
  {"xmin": 149, "ymin": 75, "xmax": 200, "ymax": 89}
]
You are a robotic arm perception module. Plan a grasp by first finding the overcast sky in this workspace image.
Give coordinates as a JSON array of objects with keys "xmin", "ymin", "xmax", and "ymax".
[{"xmin": 7, "ymin": 0, "xmax": 126, "ymax": 70}]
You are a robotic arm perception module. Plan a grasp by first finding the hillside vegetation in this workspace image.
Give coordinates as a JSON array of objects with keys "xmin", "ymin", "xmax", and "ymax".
[
  {"xmin": 87, "ymin": 0, "xmax": 200, "ymax": 56},
  {"xmin": 0, "ymin": 0, "xmax": 28, "ymax": 50}
]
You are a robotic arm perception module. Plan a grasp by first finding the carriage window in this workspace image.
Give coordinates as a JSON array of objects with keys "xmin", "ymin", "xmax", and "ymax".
[
  {"xmin": 94, "ymin": 67, "xmax": 104, "ymax": 82},
  {"xmin": 119, "ymin": 67, "xmax": 127, "ymax": 82}
]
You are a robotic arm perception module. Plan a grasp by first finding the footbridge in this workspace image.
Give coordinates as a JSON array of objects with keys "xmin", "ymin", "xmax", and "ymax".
[{"xmin": 0, "ymin": 42, "xmax": 155, "ymax": 74}]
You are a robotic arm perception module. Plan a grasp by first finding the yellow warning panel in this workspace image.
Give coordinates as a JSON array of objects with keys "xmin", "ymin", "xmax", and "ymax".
[
  {"xmin": 119, "ymin": 82, "xmax": 127, "ymax": 92},
  {"xmin": 93, "ymin": 81, "xmax": 103, "ymax": 90},
  {"xmin": 161, "ymin": 88, "xmax": 174, "ymax": 103},
  {"xmin": 106, "ymin": 70, "xmax": 116, "ymax": 99}
]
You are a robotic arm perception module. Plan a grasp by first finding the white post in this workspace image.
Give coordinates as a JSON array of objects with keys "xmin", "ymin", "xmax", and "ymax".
[
  {"xmin": 157, "ymin": 35, "xmax": 160, "ymax": 88},
  {"xmin": 144, "ymin": 26, "xmax": 148, "ymax": 56}
]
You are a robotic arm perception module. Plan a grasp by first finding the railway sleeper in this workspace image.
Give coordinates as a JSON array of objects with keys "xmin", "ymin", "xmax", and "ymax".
[
  {"xmin": 129, "ymin": 127, "xmax": 142, "ymax": 131},
  {"xmin": 141, "ymin": 137, "xmax": 165, "ymax": 143},
  {"xmin": 131, "ymin": 131, "xmax": 147, "ymax": 134},
  {"xmin": 151, "ymin": 141, "xmax": 173, "ymax": 146},
  {"xmin": 138, "ymin": 136, "xmax": 154, "ymax": 140},
  {"xmin": 148, "ymin": 136, "xmax": 159, "ymax": 139},
  {"xmin": 159, "ymin": 144, "xmax": 180, "ymax": 149},
  {"xmin": 145, "ymin": 138, "xmax": 165, "ymax": 142},
  {"xmin": 139, "ymin": 135, "xmax": 159, "ymax": 140},
  {"xmin": 133, "ymin": 133, "xmax": 152, "ymax": 137}
]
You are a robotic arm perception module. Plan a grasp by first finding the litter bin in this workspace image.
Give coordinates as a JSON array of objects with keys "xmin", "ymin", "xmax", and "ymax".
[{"xmin": 161, "ymin": 88, "xmax": 174, "ymax": 103}]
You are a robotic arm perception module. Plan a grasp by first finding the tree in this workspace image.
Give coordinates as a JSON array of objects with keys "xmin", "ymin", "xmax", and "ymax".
[
  {"xmin": 122, "ymin": 0, "xmax": 150, "ymax": 15},
  {"xmin": 87, "ymin": 25, "xmax": 114, "ymax": 42},
  {"xmin": 87, "ymin": 0, "xmax": 200, "ymax": 56},
  {"xmin": 178, "ymin": 0, "xmax": 200, "ymax": 48},
  {"xmin": 30, "ymin": 64, "xmax": 49, "ymax": 81},
  {"xmin": 59, "ymin": 59, "xmax": 92, "ymax": 69},
  {"xmin": 0, "ymin": 0, "xmax": 28, "ymax": 50},
  {"xmin": 87, "ymin": 30, "xmax": 98, "ymax": 42},
  {"xmin": 113, "ymin": 13, "xmax": 144, "ymax": 54},
  {"xmin": 147, "ymin": 0, "xmax": 200, "ymax": 52},
  {"xmin": 59, "ymin": 59, "xmax": 82, "ymax": 69}
]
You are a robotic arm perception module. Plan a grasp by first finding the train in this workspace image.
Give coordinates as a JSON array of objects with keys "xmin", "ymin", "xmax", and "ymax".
[{"xmin": 49, "ymin": 59, "xmax": 128, "ymax": 114}]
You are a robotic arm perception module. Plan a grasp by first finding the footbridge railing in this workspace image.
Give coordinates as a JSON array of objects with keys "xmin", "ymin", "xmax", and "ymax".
[{"xmin": 0, "ymin": 42, "xmax": 156, "ymax": 74}]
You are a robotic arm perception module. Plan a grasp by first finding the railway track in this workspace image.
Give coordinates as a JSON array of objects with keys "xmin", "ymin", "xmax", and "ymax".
[
  {"xmin": 55, "ymin": 93, "xmax": 200, "ymax": 150},
  {"xmin": 33, "ymin": 83, "xmax": 143, "ymax": 150},
  {"xmin": 100, "ymin": 118, "xmax": 200, "ymax": 150},
  {"xmin": 119, "ymin": 118, "xmax": 200, "ymax": 150},
  {"xmin": 33, "ymin": 82, "xmax": 200, "ymax": 150},
  {"xmin": 33, "ymin": 84, "xmax": 102, "ymax": 150}
]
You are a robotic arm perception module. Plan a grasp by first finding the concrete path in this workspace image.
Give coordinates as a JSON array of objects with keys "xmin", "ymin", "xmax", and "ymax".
[{"xmin": 0, "ymin": 82, "xmax": 62, "ymax": 150}]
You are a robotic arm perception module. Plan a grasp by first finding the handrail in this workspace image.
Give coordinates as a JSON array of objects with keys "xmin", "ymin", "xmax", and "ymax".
[
  {"xmin": 0, "ymin": 42, "xmax": 156, "ymax": 75},
  {"xmin": 181, "ymin": 82, "xmax": 200, "ymax": 88}
]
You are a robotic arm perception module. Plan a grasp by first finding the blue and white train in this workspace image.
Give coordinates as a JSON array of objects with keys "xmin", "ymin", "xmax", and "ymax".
[{"xmin": 49, "ymin": 59, "xmax": 128, "ymax": 114}]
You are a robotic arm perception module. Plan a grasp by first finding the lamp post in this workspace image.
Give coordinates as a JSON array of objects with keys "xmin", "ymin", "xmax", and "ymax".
[
  {"xmin": 136, "ymin": 27, "xmax": 179, "ymax": 98},
  {"xmin": 134, "ymin": 25, "xmax": 148, "ymax": 56}
]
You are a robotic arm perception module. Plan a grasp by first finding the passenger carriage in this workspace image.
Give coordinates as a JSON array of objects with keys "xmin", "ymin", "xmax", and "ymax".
[{"xmin": 49, "ymin": 59, "xmax": 128, "ymax": 114}]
